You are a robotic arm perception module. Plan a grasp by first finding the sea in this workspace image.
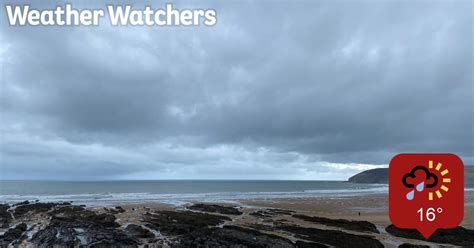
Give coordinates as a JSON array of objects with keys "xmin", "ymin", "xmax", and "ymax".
[
  {"xmin": 0, "ymin": 180, "xmax": 390, "ymax": 206},
  {"xmin": 1, "ymin": 180, "xmax": 472, "ymax": 207}
]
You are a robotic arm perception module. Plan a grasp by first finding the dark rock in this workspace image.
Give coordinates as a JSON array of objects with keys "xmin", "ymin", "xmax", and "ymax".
[
  {"xmin": 32, "ymin": 225, "xmax": 139, "ymax": 247},
  {"xmin": 32, "ymin": 226, "xmax": 77, "ymax": 247},
  {"xmin": 385, "ymin": 225, "xmax": 424, "ymax": 240},
  {"xmin": 386, "ymin": 224, "xmax": 474, "ymax": 247},
  {"xmin": 293, "ymin": 214, "xmax": 379, "ymax": 233},
  {"xmin": 51, "ymin": 208, "xmax": 119, "ymax": 228},
  {"xmin": 246, "ymin": 223, "xmax": 275, "ymax": 232},
  {"xmin": 188, "ymin": 203, "xmax": 243, "ymax": 215},
  {"xmin": 31, "ymin": 203, "xmax": 139, "ymax": 247},
  {"xmin": 87, "ymin": 232, "xmax": 140, "ymax": 247},
  {"xmin": 14, "ymin": 201, "xmax": 30, "ymax": 206},
  {"xmin": 0, "ymin": 204, "xmax": 12, "ymax": 228},
  {"xmin": 115, "ymin": 206, "xmax": 126, "ymax": 213},
  {"xmin": 296, "ymin": 240, "xmax": 329, "ymax": 248},
  {"xmin": 250, "ymin": 208, "xmax": 295, "ymax": 218},
  {"xmin": 177, "ymin": 225, "xmax": 296, "ymax": 248},
  {"xmin": 49, "ymin": 204, "xmax": 86, "ymax": 216},
  {"xmin": 277, "ymin": 225, "xmax": 384, "ymax": 248},
  {"xmin": 13, "ymin": 202, "xmax": 71, "ymax": 218},
  {"xmin": 398, "ymin": 244, "xmax": 430, "ymax": 248},
  {"xmin": 144, "ymin": 210, "xmax": 231, "ymax": 235},
  {"xmin": 0, "ymin": 223, "xmax": 28, "ymax": 246},
  {"xmin": 143, "ymin": 209, "xmax": 300, "ymax": 247},
  {"xmin": 125, "ymin": 224, "xmax": 155, "ymax": 238},
  {"xmin": 105, "ymin": 206, "xmax": 126, "ymax": 214}
]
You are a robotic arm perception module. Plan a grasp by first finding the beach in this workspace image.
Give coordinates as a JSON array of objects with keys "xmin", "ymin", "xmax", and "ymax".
[
  {"xmin": 1, "ymin": 191, "xmax": 473, "ymax": 247},
  {"xmin": 242, "ymin": 192, "xmax": 474, "ymax": 229}
]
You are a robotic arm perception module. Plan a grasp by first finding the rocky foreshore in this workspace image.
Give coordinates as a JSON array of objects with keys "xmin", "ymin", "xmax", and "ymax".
[{"xmin": 0, "ymin": 201, "xmax": 473, "ymax": 247}]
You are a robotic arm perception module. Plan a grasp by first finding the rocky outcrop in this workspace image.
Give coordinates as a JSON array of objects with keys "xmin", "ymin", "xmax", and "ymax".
[
  {"xmin": 278, "ymin": 225, "xmax": 384, "ymax": 248},
  {"xmin": 144, "ymin": 210, "xmax": 231, "ymax": 235},
  {"xmin": 398, "ymin": 244, "xmax": 430, "ymax": 248},
  {"xmin": 295, "ymin": 240, "xmax": 329, "ymax": 248},
  {"xmin": 143, "ymin": 209, "xmax": 308, "ymax": 247},
  {"xmin": 187, "ymin": 203, "xmax": 243, "ymax": 215},
  {"xmin": 0, "ymin": 204, "xmax": 12, "ymax": 228},
  {"xmin": 4, "ymin": 201, "xmax": 473, "ymax": 247},
  {"xmin": 32, "ymin": 225, "xmax": 138, "ymax": 247},
  {"xmin": 124, "ymin": 224, "xmax": 155, "ymax": 238},
  {"xmin": 13, "ymin": 202, "xmax": 70, "ymax": 218},
  {"xmin": 105, "ymin": 206, "xmax": 126, "ymax": 214},
  {"xmin": 386, "ymin": 224, "xmax": 474, "ymax": 247},
  {"xmin": 250, "ymin": 208, "xmax": 295, "ymax": 218},
  {"xmin": 293, "ymin": 214, "xmax": 379, "ymax": 233},
  {"xmin": 177, "ymin": 225, "xmax": 298, "ymax": 248},
  {"xmin": 0, "ymin": 223, "xmax": 27, "ymax": 246},
  {"xmin": 13, "ymin": 201, "xmax": 30, "ymax": 206},
  {"xmin": 30, "ymin": 203, "xmax": 139, "ymax": 247}
]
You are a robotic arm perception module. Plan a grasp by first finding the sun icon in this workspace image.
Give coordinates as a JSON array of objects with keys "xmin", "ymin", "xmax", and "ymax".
[{"xmin": 427, "ymin": 160, "xmax": 451, "ymax": 201}]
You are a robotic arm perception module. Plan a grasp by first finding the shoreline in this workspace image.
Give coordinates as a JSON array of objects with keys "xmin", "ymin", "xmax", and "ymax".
[
  {"xmin": 0, "ymin": 185, "xmax": 391, "ymax": 207},
  {"xmin": 1, "ymin": 192, "xmax": 473, "ymax": 247}
]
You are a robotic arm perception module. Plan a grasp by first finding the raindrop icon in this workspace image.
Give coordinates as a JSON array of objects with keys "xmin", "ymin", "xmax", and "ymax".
[
  {"xmin": 416, "ymin": 182, "xmax": 424, "ymax": 192},
  {"xmin": 406, "ymin": 190, "xmax": 415, "ymax": 200}
]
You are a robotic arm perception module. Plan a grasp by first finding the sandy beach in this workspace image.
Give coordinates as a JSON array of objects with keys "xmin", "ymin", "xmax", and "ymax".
[
  {"xmin": 241, "ymin": 192, "xmax": 474, "ymax": 229},
  {"xmin": 1, "ymin": 192, "xmax": 473, "ymax": 247}
]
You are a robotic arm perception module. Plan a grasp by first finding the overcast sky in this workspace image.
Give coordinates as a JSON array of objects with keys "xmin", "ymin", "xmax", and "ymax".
[{"xmin": 0, "ymin": 1, "xmax": 472, "ymax": 180}]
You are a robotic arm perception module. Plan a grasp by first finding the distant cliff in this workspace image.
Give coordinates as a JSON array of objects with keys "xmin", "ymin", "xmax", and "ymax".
[
  {"xmin": 348, "ymin": 168, "xmax": 388, "ymax": 184},
  {"xmin": 348, "ymin": 166, "xmax": 474, "ymax": 184}
]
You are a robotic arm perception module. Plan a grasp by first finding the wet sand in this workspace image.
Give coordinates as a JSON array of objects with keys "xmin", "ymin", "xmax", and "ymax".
[{"xmin": 240, "ymin": 191, "xmax": 474, "ymax": 229}]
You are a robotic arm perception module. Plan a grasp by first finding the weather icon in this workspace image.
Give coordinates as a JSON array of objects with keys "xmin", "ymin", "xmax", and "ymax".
[
  {"xmin": 389, "ymin": 154, "xmax": 464, "ymax": 239},
  {"xmin": 427, "ymin": 160, "xmax": 451, "ymax": 201},
  {"xmin": 402, "ymin": 160, "xmax": 451, "ymax": 201}
]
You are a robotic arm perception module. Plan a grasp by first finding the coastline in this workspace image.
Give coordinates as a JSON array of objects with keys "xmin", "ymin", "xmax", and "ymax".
[
  {"xmin": 240, "ymin": 192, "xmax": 474, "ymax": 229},
  {"xmin": 0, "ymin": 180, "xmax": 389, "ymax": 207},
  {"xmin": 1, "ymin": 192, "xmax": 473, "ymax": 247}
]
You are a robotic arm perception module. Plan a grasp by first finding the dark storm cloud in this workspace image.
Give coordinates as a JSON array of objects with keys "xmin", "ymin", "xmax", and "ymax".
[{"xmin": 0, "ymin": 1, "xmax": 472, "ymax": 179}]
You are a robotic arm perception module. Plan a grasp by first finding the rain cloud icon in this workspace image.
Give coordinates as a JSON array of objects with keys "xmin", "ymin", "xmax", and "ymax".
[{"xmin": 402, "ymin": 166, "xmax": 438, "ymax": 200}]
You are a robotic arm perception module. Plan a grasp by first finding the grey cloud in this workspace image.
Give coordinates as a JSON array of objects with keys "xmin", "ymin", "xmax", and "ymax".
[{"xmin": 0, "ymin": 1, "xmax": 472, "ymax": 179}]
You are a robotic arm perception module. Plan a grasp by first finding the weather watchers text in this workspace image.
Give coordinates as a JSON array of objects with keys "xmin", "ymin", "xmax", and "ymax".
[{"xmin": 4, "ymin": 3, "xmax": 217, "ymax": 27}]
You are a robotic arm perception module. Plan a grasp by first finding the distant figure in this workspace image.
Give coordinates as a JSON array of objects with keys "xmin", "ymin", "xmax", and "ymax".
[{"xmin": 358, "ymin": 212, "xmax": 361, "ymax": 216}]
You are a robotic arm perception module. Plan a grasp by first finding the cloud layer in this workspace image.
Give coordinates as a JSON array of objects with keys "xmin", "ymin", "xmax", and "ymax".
[{"xmin": 1, "ymin": 1, "xmax": 472, "ymax": 179}]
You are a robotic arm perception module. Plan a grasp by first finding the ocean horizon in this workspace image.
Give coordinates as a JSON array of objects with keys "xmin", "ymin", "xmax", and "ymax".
[
  {"xmin": 0, "ymin": 180, "xmax": 392, "ymax": 206},
  {"xmin": 2, "ymin": 180, "xmax": 473, "ymax": 207}
]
